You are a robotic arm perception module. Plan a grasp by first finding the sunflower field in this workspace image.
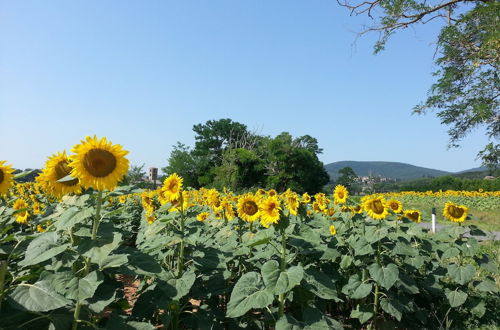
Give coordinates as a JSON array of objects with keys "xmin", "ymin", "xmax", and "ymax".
[{"xmin": 0, "ymin": 136, "xmax": 499, "ymax": 330}]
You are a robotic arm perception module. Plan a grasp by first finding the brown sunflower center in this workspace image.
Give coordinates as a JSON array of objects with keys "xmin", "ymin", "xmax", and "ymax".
[
  {"xmin": 0, "ymin": 169, "xmax": 4, "ymax": 184},
  {"xmin": 55, "ymin": 160, "xmax": 79, "ymax": 186},
  {"xmin": 407, "ymin": 212, "xmax": 419, "ymax": 221},
  {"xmin": 168, "ymin": 181, "xmax": 179, "ymax": 192},
  {"xmin": 337, "ymin": 191, "xmax": 344, "ymax": 199},
  {"xmin": 448, "ymin": 205, "xmax": 465, "ymax": 218},
  {"xmin": 371, "ymin": 200, "xmax": 385, "ymax": 214},
  {"xmin": 243, "ymin": 200, "xmax": 258, "ymax": 215},
  {"xmin": 390, "ymin": 202, "xmax": 399, "ymax": 210},
  {"xmin": 83, "ymin": 149, "xmax": 117, "ymax": 177}
]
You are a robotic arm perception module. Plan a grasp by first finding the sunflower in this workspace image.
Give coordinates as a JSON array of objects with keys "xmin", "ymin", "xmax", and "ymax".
[
  {"xmin": 333, "ymin": 185, "xmax": 349, "ymax": 204},
  {"xmin": 161, "ymin": 173, "xmax": 183, "ymax": 203},
  {"xmin": 237, "ymin": 194, "xmax": 260, "ymax": 222},
  {"xmin": 119, "ymin": 195, "xmax": 127, "ymax": 203},
  {"xmin": 69, "ymin": 135, "xmax": 129, "ymax": 191},
  {"xmin": 221, "ymin": 199, "xmax": 235, "ymax": 221},
  {"xmin": 301, "ymin": 192, "xmax": 311, "ymax": 204},
  {"xmin": 362, "ymin": 196, "xmax": 389, "ymax": 220},
  {"xmin": 330, "ymin": 224, "xmax": 337, "ymax": 235},
  {"xmin": 196, "ymin": 212, "xmax": 209, "ymax": 222},
  {"xmin": 285, "ymin": 192, "xmax": 299, "ymax": 216},
  {"xmin": 39, "ymin": 151, "xmax": 81, "ymax": 198},
  {"xmin": 351, "ymin": 204, "xmax": 363, "ymax": 214},
  {"xmin": 0, "ymin": 161, "xmax": 14, "ymax": 195},
  {"xmin": 13, "ymin": 198, "xmax": 28, "ymax": 210},
  {"xmin": 146, "ymin": 214, "xmax": 155, "ymax": 224},
  {"xmin": 404, "ymin": 209, "xmax": 422, "ymax": 223},
  {"xmin": 259, "ymin": 196, "xmax": 281, "ymax": 228},
  {"xmin": 443, "ymin": 202, "xmax": 468, "ymax": 223},
  {"xmin": 16, "ymin": 211, "xmax": 29, "ymax": 224},
  {"xmin": 387, "ymin": 199, "xmax": 403, "ymax": 214}
]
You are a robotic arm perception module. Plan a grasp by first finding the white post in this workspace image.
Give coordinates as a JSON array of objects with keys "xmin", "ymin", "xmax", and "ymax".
[{"xmin": 431, "ymin": 207, "xmax": 436, "ymax": 233}]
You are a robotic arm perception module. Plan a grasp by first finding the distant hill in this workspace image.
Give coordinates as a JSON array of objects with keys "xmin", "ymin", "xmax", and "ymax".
[{"xmin": 325, "ymin": 161, "xmax": 451, "ymax": 181}]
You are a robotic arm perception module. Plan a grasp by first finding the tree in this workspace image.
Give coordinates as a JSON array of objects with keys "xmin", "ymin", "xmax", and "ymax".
[
  {"xmin": 127, "ymin": 164, "xmax": 146, "ymax": 184},
  {"xmin": 263, "ymin": 132, "xmax": 330, "ymax": 194},
  {"xmin": 336, "ymin": 166, "xmax": 358, "ymax": 190},
  {"xmin": 339, "ymin": 0, "xmax": 499, "ymax": 167},
  {"xmin": 162, "ymin": 143, "xmax": 201, "ymax": 188}
]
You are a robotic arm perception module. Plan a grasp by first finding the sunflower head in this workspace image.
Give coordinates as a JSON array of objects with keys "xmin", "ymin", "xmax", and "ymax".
[
  {"xmin": 362, "ymin": 196, "xmax": 388, "ymax": 220},
  {"xmin": 161, "ymin": 173, "xmax": 184, "ymax": 203},
  {"xmin": 0, "ymin": 161, "xmax": 14, "ymax": 195},
  {"xmin": 39, "ymin": 151, "xmax": 82, "ymax": 198},
  {"xmin": 259, "ymin": 196, "xmax": 281, "ymax": 228},
  {"xmin": 69, "ymin": 136, "xmax": 129, "ymax": 191},
  {"xmin": 237, "ymin": 194, "xmax": 260, "ymax": 222},
  {"xmin": 333, "ymin": 185, "xmax": 349, "ymax": 204},
  {"xmin": 404, "ymin": 209, "xmax": 422, "ymax": 223},
  {"xmin": 387, "ymin": 199, "xmax": 403, "ymax": 214},
  {"xmin": 330, "ymin": 224, "xmax": 337, "ymax": 235},
  {"xmin": 443, "ymin": 202, "xmax": 468, "ymax": 223},
  {"xmin": 196, "ymin": 212, "xmax": 209, "ymax": 222}
]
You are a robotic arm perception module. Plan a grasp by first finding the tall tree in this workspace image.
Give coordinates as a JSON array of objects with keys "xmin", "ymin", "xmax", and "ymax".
[
  {"xmin": 337, "ymin": 166, "xmax": 358, "ymax": 190},
  {"xmin": 162, "ymin": 143, "xmax": 200, "ymax": 188},
  {"xmin": 339, "ymin": 0, "xmax": 499, "ymax": 167}
]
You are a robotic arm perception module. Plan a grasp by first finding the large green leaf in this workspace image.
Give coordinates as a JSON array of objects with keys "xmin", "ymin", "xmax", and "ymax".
[
  {"xmin": 368, "ymin": 263, "xmax": 399, "ymax": 290},
  {"xmin": 65, "ymin": 271, "xmax": 104, "ymax": 302},
  {"xmin": 261, "ymin": 260, "xmax": 303, "ymax": 295},
  {"xmin": 350, "ymin": 304, "xmax": 373, "ymax": 324},
  {"xmin": 9, "ymin": 281, "xmax": 71, "ymax": 312},
  {"xmin": 226, "ymin": 272, "xmax": 273, "ymax": 318},
  {"xmin": 380, "ymin": 297, "xmax": 404, "ymax": 321},
  {"xmin": 53, "ymin": 207, "xmax": 94, "ymax": 231},
  {"xmin": 342, "ymin": 274, "xmax": 372, "ymax": 300},
  {"xmin": 365, "ymin": 226, "xmax": 388, "ymax": 243},
  {"xmin": 19, "ymin": 232, "xmax": 69, "ymax": 267},
  {"xmin": 79, "ymin": 232, "xmax": 123, "ymax": 265},
  {"xmin": 475, "ymin": 279, "xmax": 499, "ymax": 293},
  {"xmin": 447, "ymin": 264, "xmax": 475, "ymax": 285},
  {"xmin": 303, "ymin": 269, "xmax": 339, "ymax": 300},
  {"xmin": 446, "ymin": 289, "xmax": 468, "ymax": 308}
]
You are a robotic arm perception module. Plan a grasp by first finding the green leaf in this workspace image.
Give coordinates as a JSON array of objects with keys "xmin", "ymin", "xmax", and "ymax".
[
  {"xmin": 226, "ymin": 272, "xmax": 273, "ymax": 318},
  {"xmin": 342, "ymin": 274, "xmax": 371, "ymax": 300},
  {"xmin": 368, "ymin": 263, "xmax": 399, "ymax": 290},
  {"xmin": 340, "ymin": 255, "xmax": 352, "ymax": 269},
  {"xmin": 365, "ymin": 226, "xmax": 388, "ymax": 243},
  {"xmin": 303, "ymin": 269, "xmax": 339, "ymax": 300},
  {"xmin": 54, "ymin": 207, "xmax": 94, "ymax": 231},
  {"xmin": 245, "ymin": 230, "xmax": 273, "ymax": 247},
  {"xmin": 447, "ymin": 264, "xmax": 475, "ymax": 285},
  {"xmin": 351, "ymin": 237, "xmax": 374, "ymax": 256},
  {"xmin": 66, "ymin": 271, "xmax": 104, "ymax": 302},
  {"xmin": 475, "ymin": 279, "xmax": 498, "ymax": 293},
  {"xmin": 446, "ymin": 289, "xmax": 468, "ymax": 307},
  {"xmin": 99, "ymin": 254, "xmax": 129, "ymax": 270},
  {"xmin": 261, "ymin": 260, "xmax": 303, "ymax": 295},
  {"xmin": 350, "ymin": 304, "xmax": 373, "ymax": 324},
  {"xmin": 9, "ymin": 281, "xmax": 71, "ymax": 312},
  {"xmin": 19, "ymin": 232, "xmax": 69, "ymax": 267},
  {"xmin": 57, "ymin": 174, "xmax": 77, "ymax": 183},
  {"xmin": 380, "ymin": 297, "xmax": 404, "ymax": 321},
  {"xmin": 441, "ymin": 247, "xmax": 460, "ymax": 259},
  {"xmin": 171, "ymin": 271, "xmax": 196, "ymax": 300},
  {"xmin": 79, "ymin": 232, "xmax": 123, "ymax": 264}
]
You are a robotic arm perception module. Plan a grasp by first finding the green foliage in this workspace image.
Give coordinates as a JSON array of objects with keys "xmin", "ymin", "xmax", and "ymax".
[
  {"xmin": 1, "ymin": 187, "xmax": 499, "ymax": 329},
  {"xmin": 164, "ymin": 120, "xmax": 329, "ymax": 193},
  {"xmin": 340, "ymin": 0, "xmax": 500, "ymax": 167}
]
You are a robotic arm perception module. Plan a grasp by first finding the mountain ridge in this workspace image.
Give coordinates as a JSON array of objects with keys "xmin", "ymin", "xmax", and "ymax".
[{"xmin": 324, "ymin": 161, "xmax": 488, "ymax": 181}]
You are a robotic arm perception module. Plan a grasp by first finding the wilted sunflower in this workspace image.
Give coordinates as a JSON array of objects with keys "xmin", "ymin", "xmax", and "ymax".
[
  {"xmin": 362, "ymin": 196, "xmax": 388, "ymax": 220},
  {"xmin": 259, "ymin": 196, "xmax": 281, "ymax": 228},
  {"xmin": 387, "ymin": 199, "xmax": 403, "ymax": 214},
  {"xmin": 196, "ymin": 212, "xmax": 209, "ymax": 222},
  {"xmin": 39, "ymin": 151, "xmax": 81, "ymax": 198},
  {"xmin": 237, "ymin": 194, "xmax": 260, "ymax": 222},
  {"xmin": 70, "ymin": 135, "xmax": 129, "ymax": 191},
  {"xmin": 404, "ymin": 209, "xmax": 422, "ymax": 223},
  {"xmin": 443, "ymin": 202, "xmax": 468, "ymax": 223},
  {"xmin": 351, "ymin": 204, "xmax": 363, "ymax": 214},
  {"xmin": 0, "ymin": 161, "xmax": 14, "ymax": 195},
  {"xmin": 333, "ymin": 185, "xmax": 348, "ymax": 204}
]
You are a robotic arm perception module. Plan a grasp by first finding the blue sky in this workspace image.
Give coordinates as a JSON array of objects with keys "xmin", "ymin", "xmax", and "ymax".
[{"xmin": 0, "ymin": 1, "xmax": 490, "ymax": 173}]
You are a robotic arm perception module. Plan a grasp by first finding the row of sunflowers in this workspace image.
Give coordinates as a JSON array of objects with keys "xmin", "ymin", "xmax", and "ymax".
[{"xmin": 0, "ymin": 136, "xmax": 498, "ymax": 329}]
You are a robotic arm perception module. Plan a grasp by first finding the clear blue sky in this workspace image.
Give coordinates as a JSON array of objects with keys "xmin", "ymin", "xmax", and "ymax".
[{"xmin": 0, "ymin": 0, "xmax": 490, "ymax": 173}]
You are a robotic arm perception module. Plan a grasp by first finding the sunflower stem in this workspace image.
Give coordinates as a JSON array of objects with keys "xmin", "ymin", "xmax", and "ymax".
[
  {"xmin": 278, "ymin": 228, "xmax": 287, "ymax": 318},
  {"xmin": 0, "ymin": 260, "xmax": 7, "ymax": 311},
  {"xmin": 373, "ymin": 221, "xmax": 382, "ymax": 318},
  {"xmin": 73, "ymin": 190, "xmax": 103, "ymax": 330},
  {"xmin": 176, "ymin": 195, "xmax": 185, "ymax": 279}
]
